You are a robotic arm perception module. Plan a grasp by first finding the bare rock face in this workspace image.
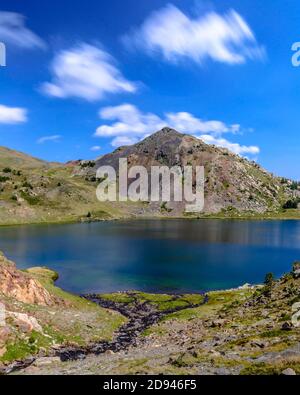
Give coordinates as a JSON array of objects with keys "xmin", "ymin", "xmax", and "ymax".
[{"xmin": 0, "ymin": 252, "xmax": 57, "ymax": 306}]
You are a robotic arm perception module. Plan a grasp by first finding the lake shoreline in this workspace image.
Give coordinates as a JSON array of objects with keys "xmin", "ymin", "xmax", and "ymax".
[{"xmin": 0, "ymin": 209, "xmax": 300, "ymax": 228}]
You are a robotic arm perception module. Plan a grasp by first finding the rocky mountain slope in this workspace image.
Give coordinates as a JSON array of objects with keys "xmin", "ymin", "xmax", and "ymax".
[
  {"xmin": 0, "ymin": 146, "xmax": 52, "ymax": 170},
  {"xmin": 0, "ymin": 128, "xmax": 298, "ymax": 225},
  {"xmin": 0, "ymin": 147, "xmax": 134, "ymax": 225},
  {"xmin": 80, "ymin": 128, "xmax": 297, "ymax": 216}
]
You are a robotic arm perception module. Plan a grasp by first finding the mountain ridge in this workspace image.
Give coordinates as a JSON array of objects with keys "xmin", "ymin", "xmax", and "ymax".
[
  {"xmin": 82, "ymin": 127, "xmax": 297, "ymax": 215},
  {"xmin": 0, "ymin": 128, "xmax": 298, "ymax": 225}
]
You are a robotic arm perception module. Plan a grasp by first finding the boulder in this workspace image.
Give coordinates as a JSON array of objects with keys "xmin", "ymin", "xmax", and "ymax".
[
  {"xmin": 0, "ymin": 326, "xmax": 11, "ymax": 344},
  {"xmin": 292, "ymin": 262, "xmax": 300, "ymax": 279},
  {"xmin": 291, "ymin": 302, "xmax": 300, "ymax": 328},
  {"xmin": 33, "ymin": 357, "xmax": 61, "ymax": 367},
  {"xmin": 8, "ymin": 311, "xmax": 43, "ymax": 333},
  {"xmin": 211, "ymin": 319, "xmax": 227, "ymax": 328},
  {"xmin": 281, "ymin": 368, "xmax": 296, "ymax": 376},
  {"xmin": 281, "ymin": 322, "xmax": 293, "ymax": 331}
]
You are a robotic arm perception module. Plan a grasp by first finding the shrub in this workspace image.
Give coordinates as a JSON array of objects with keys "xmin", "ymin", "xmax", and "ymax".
[
  {"xmin": 0, "ymin": 176, "xmax": 10, "ymax": 182},
  {"xmin": 97, "ymin": 176, "xmax": 107, "ymax": 184},
  {"xmin": 22, "ymin": 181, "xmax": 33, "ymax": 189},
  {"xmin": 264, "ymin": 272, "xmax": 275, "ymax": 286},
  {"xmin": 282, "ymin": 198, "xmax": 300, "ymax": 209},
  {"xmin": 293, "ymin": 261, "xmax": 300, "ymax": 273},
  {"xmin": 161, "ymin": 202, "xmax": 173, "ymax": 213},
  {"xmin": 289, "ymin": 181, "xmax": 300, "ymax": 191},
  {"xmin": 80, "ymin": 161, "xmax": 95, "ymax": 168},
  {"xmin": 20, "ymin": 191, "xmax": 40, "ymax": 205}
]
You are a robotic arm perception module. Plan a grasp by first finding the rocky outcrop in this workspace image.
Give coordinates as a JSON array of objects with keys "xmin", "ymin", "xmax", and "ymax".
[
  {"xmin": 7, "ymin": 312, "xmax": 43, "ymax": 333},
  {"xmin": 292, "ymin": 302, "xmax": 300, "ymax": 328},
  {"xmin": 293, "ymin": 262, "xmax": 300, "ymax": 279},
  {"xmin": 0, "ymin": 252, "xmax": 57, "ymax": 306}
]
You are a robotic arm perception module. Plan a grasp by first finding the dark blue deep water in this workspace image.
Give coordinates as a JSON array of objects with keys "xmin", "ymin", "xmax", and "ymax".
[{"xmin": 0, "ymin": 220, "xmax": 299, "ymax": 294}]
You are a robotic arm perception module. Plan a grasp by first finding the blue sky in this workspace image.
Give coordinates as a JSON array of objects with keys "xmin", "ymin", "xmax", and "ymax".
[{"xmin": 0, "ymin": 0, "xmax": 300, "ymax": 179}]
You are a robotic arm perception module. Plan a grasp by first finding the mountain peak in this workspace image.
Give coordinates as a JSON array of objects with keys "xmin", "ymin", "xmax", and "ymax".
[
  {"xmin": 158, "ymin": 126, "xmax": 182, "ymax": 135},
  {"xmin": 147, "ymin": 127, "xmax": 185, "ymax": 140},
  {"xmin": 90, "ymin": 127, "xmax": 293, "ymax": 215}
]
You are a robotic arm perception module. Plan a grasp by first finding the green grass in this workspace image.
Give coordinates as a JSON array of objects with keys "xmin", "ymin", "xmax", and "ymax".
[
  {"xmin": 100, "ymin": 293, "xmax": 136, "ymax": 304},
  {"xmin": 1, "ymin": 329, "xmax": 62, "ymax": 363},
  {"xmin": 200, "ymin": 209, "xmax": 300, "ymax": 220},
  {"xmin": 160, "ymin": 289, "xmax": 252, "ymax": 322},
  {"xmin": 0, "ymin": 266, "xmax": 127, "ymax": 364},
  {"xmin": 240, "ymin": 362, "xmax": 300, "ymax": 375},
  {"xmin": 260, "ymin": 329, "xmax": 295, "ymax": 338},
  {"xmin": 99, "ymin": 292, "xmax": 205, "ymax": 312},
  {"xmin": 2, "ymin": 339, "xmax": 37, "ymax": 363}
]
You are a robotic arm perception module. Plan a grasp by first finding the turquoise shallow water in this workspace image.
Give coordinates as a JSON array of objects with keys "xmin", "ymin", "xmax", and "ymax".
[{"xmin": 0, "ymin": 219, "xmax": 299, "ymax": 294}]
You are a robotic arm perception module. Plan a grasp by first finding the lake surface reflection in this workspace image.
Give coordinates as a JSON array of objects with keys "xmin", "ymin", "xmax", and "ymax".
[{"xmin": 0, "ymin": 219, "xmax": 299, "ymax": 294}]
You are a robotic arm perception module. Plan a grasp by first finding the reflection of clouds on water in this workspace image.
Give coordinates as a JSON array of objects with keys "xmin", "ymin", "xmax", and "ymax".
[{"xmin": 0, "ymin": 220, "xmax": 299, "ymax": 294}]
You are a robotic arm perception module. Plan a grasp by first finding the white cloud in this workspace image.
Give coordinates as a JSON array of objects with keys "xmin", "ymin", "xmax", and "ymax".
[
  {"xmin": 166, "ymin": 112, "xmax": 240, "ymax": 134},
  {"xmin": 0, "ymin": 104, "xmax": 27, "ymax": 124},
  {"xmin": 198, "ymin": 134, "xmax": 259, "ymax": 156},
  {"xmin": 41, "ymin": 43, "xmax": 137, "ymax": 101},
  {"xmin": 96, "ymin": 104, "xmax": 165, "ymax": 137},
  {"xmin": 123, "ymin": 5, "xmax": 265, "ymax": 65},
  {"xmin": 111, "ymin": 136, "xmax": 139, "ymax": 147},
  {"xmin": 37, "ymin": 135, "xmax": 62, "ymax": 144},
  {"xmin": 95, "ymin": 103, "xmax": 259, "ymax": 156},
  {"xmin": 90, "ymin": 145, "xmax": 101, "ymax": 151},
  {"xmin": 0, "ymin": 11, "xmax": 46, "ymax": 50}
]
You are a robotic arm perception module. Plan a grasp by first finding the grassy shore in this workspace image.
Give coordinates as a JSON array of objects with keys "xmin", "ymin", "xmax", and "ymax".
[
  {"xmin": 0, "ymin": 263, "xmax": 127, "ymax": 366},
  {"xmin": 0, "ymin": 208, "xmax": 300, "ymax": 228}
]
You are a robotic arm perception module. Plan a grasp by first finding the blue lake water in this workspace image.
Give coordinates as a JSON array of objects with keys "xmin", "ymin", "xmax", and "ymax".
[{"xmin": 0, "ymin": 219, "xmax": 299, "ymax": 294}]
